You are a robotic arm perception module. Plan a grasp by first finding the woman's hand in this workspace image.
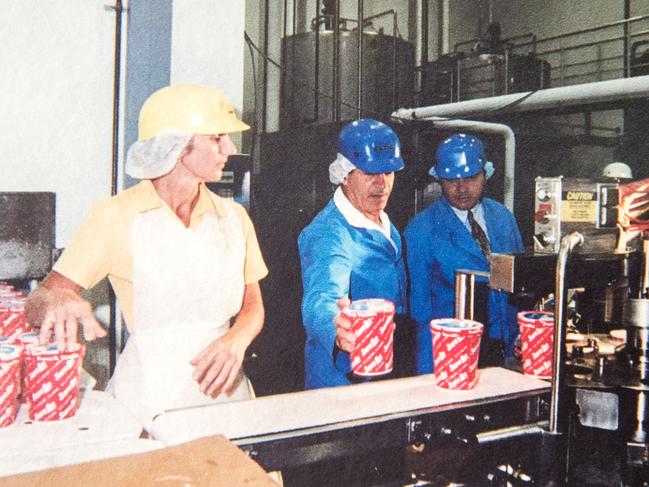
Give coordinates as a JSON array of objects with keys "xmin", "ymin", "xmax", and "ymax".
[{"xmin": 190, "ymin": 331, "xmax": 247, "ymax": 397}]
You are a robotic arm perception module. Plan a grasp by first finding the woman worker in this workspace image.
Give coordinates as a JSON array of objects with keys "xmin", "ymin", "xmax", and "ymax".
[{"xmin": 25, "ymin": 84, "xmax": 268, "ymax": 429}]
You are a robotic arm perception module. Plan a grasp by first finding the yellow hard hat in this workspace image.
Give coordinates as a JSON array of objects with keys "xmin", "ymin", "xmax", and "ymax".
[{"xmin": 138, "ymin": 84, "xmax": 249, "ymax": 141}]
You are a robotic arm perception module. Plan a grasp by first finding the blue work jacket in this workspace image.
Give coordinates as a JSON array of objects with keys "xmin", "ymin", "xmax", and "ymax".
[
  {"xmin": 404, "ymin": 197, "xmax": 524, "ymax": 374},
  {"xmin": 298, "ymin": 199, "xmax": 407, "ymax": 389}
]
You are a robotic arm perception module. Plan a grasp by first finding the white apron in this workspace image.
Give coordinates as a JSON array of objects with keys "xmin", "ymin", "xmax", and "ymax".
[{"xmin": 107, "ymin": 204, "xmax": 254, "ymax": 430}]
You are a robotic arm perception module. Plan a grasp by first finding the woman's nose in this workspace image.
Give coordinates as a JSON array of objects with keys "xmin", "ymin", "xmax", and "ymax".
[{"xmin": 219, "ymin": 134, "xmax": 237, "ymax": 156}]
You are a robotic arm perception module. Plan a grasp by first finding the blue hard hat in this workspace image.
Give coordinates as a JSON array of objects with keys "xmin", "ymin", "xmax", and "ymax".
[
  {"xmin": 431, "ymin": 133, "xmax": 494, "ymax": 179},
  {"xmin": 338, "ymin": 119, "xmax": 405, "ymax": 173}
]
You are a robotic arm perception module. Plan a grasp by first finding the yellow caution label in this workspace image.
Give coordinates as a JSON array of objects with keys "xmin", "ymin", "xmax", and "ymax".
[{"xmin": 561, "ymin": 191, "xmax": 597, "ymax": 222}]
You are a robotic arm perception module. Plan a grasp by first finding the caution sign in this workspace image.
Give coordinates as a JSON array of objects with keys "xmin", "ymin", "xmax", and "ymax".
[{"xmin": 561, "ymin": 191, "xmax": 598, "ymax": 222}]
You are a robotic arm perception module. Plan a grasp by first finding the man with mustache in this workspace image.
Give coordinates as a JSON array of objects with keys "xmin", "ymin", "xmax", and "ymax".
[
  {"xmin": 298, "ymin": 119, "xmax": 407, "ymax": 389},
  {"xmin": 405, "ymin": 133, "xmax": 523, "ymax": 373}
]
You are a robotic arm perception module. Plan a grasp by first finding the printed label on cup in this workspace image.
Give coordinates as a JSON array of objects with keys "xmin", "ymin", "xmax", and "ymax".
[
  {"xmin": 344, "ymin": 299, "xmax": 395, "ymax": 376},
  {"xmin": 0, "ymin": 344, "xmax": 22, "ymax": 428},
  {"xmin": 430, "ymin": 318, "xmax": 483, "ymax": 390},
  {"xmin": 23, "ymin": 343, "xmax": 85, "ymax": 421},
  {"xmin": 518, "ymin": 311, "xmax": 554, "ymax": 379}
]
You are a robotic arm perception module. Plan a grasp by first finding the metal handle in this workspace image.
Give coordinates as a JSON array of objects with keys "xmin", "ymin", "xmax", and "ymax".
[{"xmin": 455, "ymin": 269, "xmax": 490, "ymax": 320}]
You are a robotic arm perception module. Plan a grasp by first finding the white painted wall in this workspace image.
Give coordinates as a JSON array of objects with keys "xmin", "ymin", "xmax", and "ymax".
[
  {"xmin": 1, "ymin": 0, "xmax": 248, "ymax": 249},
  {"xmin": 1, "ymin": 1, "xmax": 117, "ymax": 248}
]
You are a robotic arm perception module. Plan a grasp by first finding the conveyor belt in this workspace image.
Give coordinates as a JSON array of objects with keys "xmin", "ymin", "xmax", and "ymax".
[{"xmin": 151, "ymin": 368, "xmax": 549, "ymax": 445}]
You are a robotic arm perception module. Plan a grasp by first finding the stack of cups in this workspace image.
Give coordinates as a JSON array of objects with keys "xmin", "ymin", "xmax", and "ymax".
[
  {"xmin": 518, "ymin": 311, "xmax": 555, "ymax": 379},
  {"xmin": 0, "ymin": 344, "xmax": 22, "ymax": 427},
  {"xmin": 343, "ymin": 299, "xmax": 396, "ymax": 377},
  {"xmin": 0, "ymin": 284, "xmax": 31, "ymax": 341},
  {"xmin": 22, "ymin": 343, "xmax": 85, "ymax": 422},
  {"xmin": 430, "ymin": 318, "xmax": 484, "ymax": 390}
]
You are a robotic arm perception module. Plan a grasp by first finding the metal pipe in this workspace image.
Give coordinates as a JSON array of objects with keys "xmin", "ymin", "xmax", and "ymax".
[
  {"xmin": 357, "ymin": 0, "xmax": 364, "ymax": 118},
  {"xmin": 549, "ymin": 232, "xmax": 583, "ymax": 434},
  {"xmin": 624, "ymin": 0, "xmax": 631, "ymax": 77},
  {"xmin": 476, "ymin": 421, "xmax": 547, "ymax": 445},
  {"xmin": 392, "ymin": 11, "xmax": 398, "ymax": 111},
  {"xmin": 332, "ymin": 0, "xmax": 340, "ymax": 121},
  {"xmin": 392, "ymin": 75, "xmax": 649, "ymax": 119},
  {"xmin": 262, "ymin": 0, "xmax": 269, "ymax": 132},
  {"xmin": 313, "ymin": 0, "xmax": 320, "ymax": 122},
  {"xmin": 642, "ymin": 238, "xmax": 649, "ymax": 298},
  {"xmin": 417, "ymin": 0, "xmax": 429, "ymax": 108},
  {"xmin": 421, "ymin": 0, "xmax": 429, "ymax": 65},
  {"xmin": 439, "ymin": 0, "xmax": 449, "ymax": 56},
  {"xmin": 282, "ymin": 0, "xmax": 289, "ymax": 123},
  {"xmin": 454, "ymin": 269, "xmax": 489, "ymax": 320},
  {"xmin": 455, "ymin": 273, "xmax": 468, "ymax": 320},
  {"xmin": 109, "ymin": 0, "xmax": 124, "ymax": 374},
  {"xmin": 398, "ymin": 117, "xmax": 516, "ymax": 211},
  {"xmin": 110, "ymin": 0, "xmax": 123, "ymax": 198}
]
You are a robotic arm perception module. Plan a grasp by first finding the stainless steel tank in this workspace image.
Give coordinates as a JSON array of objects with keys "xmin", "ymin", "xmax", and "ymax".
[{"xmin": 280, "ymin": 30, "xmax": 415, "ymax": 129}]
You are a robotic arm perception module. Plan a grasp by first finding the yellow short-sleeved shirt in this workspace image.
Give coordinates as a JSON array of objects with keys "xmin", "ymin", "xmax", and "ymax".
[{"xmin": 54, "ymin": 180, "xmax": 268, "ymax": 330}]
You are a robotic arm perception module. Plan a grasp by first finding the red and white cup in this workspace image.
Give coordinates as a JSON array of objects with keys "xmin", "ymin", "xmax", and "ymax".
[
  {"xmin": 0, "ymin": 299, "xmax": 30, "ymax": 341},
  {"xmin": 518, "ymin": 311, "xmax": 555, "ymax": 379},
  {"xmin": 430, "ymin": 318, "xmax": 484, "ymax": 390},
  {"xmin": 0, "ymin": 344, "xmax": 23, "ymax": 428},
  {"xmin": 18, "ymin": 332, "xmax": 40, "ymax": 346},
  {"xmin": 343, "ymin": 299, "xmax": 396, "ymax": 376},
  {"xmin": 23, "ymin": 343, "xmax": 85, "ymax": 421}
]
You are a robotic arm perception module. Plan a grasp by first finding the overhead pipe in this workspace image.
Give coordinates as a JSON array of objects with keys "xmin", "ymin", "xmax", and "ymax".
[
  {"xmin": 392, "ymin": 74, "xmax": 649, "ymax": 119},
  {"xmin": 394, "ymin": 116, "xmax": 516, "ymax": 211}
]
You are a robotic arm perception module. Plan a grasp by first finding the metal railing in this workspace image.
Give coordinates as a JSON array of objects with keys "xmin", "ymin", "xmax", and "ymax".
[{"xmin": 431, "ymin": 15, "xmax": 649, "ymax": 103}]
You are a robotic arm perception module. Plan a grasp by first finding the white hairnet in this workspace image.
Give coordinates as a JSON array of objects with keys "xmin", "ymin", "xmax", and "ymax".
[
  {"xmin": 125, "ymin": 130, "xmax": 192, "ymax": 180},
  {"xmin": 329, "ymin": 153, "xmax": 356, "ymax": 185}
]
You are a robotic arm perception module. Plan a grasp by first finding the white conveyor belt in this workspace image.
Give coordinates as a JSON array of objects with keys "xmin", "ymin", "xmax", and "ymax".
[
  {"xmin": 0, "ymin": 389, "xmax": 162, "ymax": 477},
  {"xmin": 151, "ymin": 367, "xmax": 550, "ymax": 446}
]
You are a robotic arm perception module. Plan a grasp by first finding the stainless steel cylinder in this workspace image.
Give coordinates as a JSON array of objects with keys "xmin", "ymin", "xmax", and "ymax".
[
  {"xmin": 625, "ymin": 299, "xmax": 649, "ymax": 383},
  {"xmin": 280, "ymin": 31, "xmax": 415, "ymax": 128},
  {"xmin": 626, "ymin": 299, "xmax": 649, "ymax": 328}
]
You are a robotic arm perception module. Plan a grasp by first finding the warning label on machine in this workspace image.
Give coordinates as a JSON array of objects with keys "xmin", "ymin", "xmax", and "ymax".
[{"xmin": 561, "ymin": 191, "xmax": 597, "ymax": 222}]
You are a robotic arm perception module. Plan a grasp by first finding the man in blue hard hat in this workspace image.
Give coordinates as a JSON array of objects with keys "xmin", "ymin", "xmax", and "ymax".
[
  {"xmin": 298, "ymin": 119, "xmax": 408, "ymax": 389},
  {"xmin": 405, "ymin": 133, "xmax": 523, "ymax": 373}
]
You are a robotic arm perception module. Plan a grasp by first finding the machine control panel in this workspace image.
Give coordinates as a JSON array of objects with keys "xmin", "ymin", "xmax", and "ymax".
[{"xmin": 534, "ymin": 177, "xmax": 619, "ymax": 254}]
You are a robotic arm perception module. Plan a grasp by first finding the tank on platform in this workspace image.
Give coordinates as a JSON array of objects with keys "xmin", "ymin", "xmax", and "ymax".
[{"xmin": 280, "ymin": 29, "xmax": 415, "ymax": 129}]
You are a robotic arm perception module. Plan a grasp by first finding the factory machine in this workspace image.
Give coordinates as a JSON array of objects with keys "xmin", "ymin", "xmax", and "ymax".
[
  {"xmin": 488, "ymin": 176, "xmax": 649, "ymax": 486},
  {"xmin": 228, "ymin": 175, "xmax": 649, "ymax": 486},
  {"xmin": 247, "ymin": 2, "xmax": 649, "ymax": 484}
]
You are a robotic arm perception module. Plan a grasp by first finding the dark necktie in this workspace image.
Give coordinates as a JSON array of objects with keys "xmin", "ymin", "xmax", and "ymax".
[{"xmin": 467, "ymin": 209, "xmax": 491, "ymax": 256}]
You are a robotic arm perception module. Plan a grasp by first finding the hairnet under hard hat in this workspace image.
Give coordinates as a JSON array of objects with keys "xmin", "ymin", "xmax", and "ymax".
[
  {"xmin": 329, "ymin": 153, "xmax": 357, "ymax": 184},
  {"xmin": 430, "ymin": 133, "xmax": 494, "ymax": 180},
  {"xmin": 126, "ymin": 84, "xmax": 249, "ymax": 180},
  {"xmin": 125, "ymin": 131, "xmax": 192, "ymax": 179}
]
